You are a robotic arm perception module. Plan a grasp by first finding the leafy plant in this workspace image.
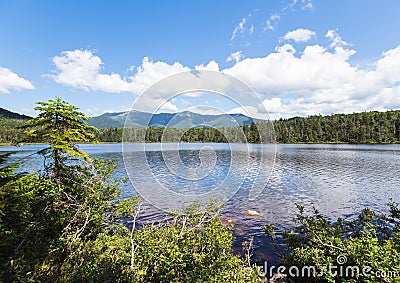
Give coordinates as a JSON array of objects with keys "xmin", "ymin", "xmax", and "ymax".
[{"xmin": 265, "ymin": 204, "xmax": 400, "ymax": 282}]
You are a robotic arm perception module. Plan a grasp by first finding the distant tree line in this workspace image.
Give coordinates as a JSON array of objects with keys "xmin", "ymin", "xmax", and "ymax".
[
  {"xmin": 95, "ymin": 122, "xmax": 274, "ymax": 143},
  {"xmin": 97, "ymin": 110, "xmax": 400, "ymax": 144},
  {"xmin": 103, "ymin": 122, "xmax": 270, "ymax": 143},
  {"xmin": 0, "ymin": 118, "xmax": 27, "ymax": 144},
  {"xmin": 274, "ymin": 110, "xmax": 400, "ymax": 143},
  {"xmin": 2, "ymin": 110, "xmax": 400, "ymax": 144}
]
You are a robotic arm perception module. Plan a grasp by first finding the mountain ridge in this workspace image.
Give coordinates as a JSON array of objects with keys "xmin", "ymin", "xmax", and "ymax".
[
  {"xmin": 0, "ymin": 107, "xmax": 258, "ymax": 129},
  {"xmin": 0, "ymin": 107, "xmax": 31, "ymax": 120},
  {"xmin": 87, "ymin": 110, "xmax": 258, "ymax": 129}
]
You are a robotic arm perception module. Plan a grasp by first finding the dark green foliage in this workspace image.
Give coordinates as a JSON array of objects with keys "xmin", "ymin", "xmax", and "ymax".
[
  {"xmin": 0, "ymin": 153, "xmax": 24, "ymax": 187},
  {"xmin": 275, "ymin": 110, "xmax": 400, "ymax": 143},
  {"xmin": 96, "ymin": 127, "xmax": 124, "ymax": 142},
  {"xmin": 57, "ymin": 202, "xmax": 257, "ymax": 282},
  {"xmin": 267, "ymin": 204, "xmax": 400, "ymax": 282},
  {"xmin": 101, "ymin": 123, "xmax": 262, "ymax": 143},
  {"xmin": 0, "ymin": 155, "xmax": 127, "ymax": 281},
  {"xmin": 0, "ymin": 107, "xmax": 31, "ymax": 120},
  {"xmin": 17, "ymin": 97, "xmax": 98, "ymax": 184},
  {"xmin": 0, "ymin": 117, "xmax": 27, "ymax": 144},
  {"xmin": 127, "ymin": 202, "xmax": 255, "ymax": 282},
  {"xmin": 18, "ymin": 97, "xmax": 97, "ymax": 161},
  {"xmin": 99, "ymin": 110, "xmax": 400, "ymax": 144},
  {"xmin": 4, "ymin": 109, "xmax": 400, "ymax": 144}
]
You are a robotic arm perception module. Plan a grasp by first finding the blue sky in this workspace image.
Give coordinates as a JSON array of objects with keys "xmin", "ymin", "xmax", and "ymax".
[{"xmin": 1, "ymin": 0, "xmax": 400, "ymax": 119}]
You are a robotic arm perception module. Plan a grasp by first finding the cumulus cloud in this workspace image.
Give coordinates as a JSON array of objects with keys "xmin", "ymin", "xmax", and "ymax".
[
  {"xmin": 51, "ymin": 50, "xmax": 189, "ymax": 94},
  {"xmin": 194, "ymin": 60, "xmax": 220, "ymax": 72},
  {"xmin": 224, "ymin": 33, "xmax": 400, "ymax": 118},
  {"xmin": 0, "ymin": 67, "xmax": 35, "ymax": 94},
  {"xmin": 325, "ymin": 29, "xmax": 349, "ymax": 48},
  {"xmin": 51, "ymin": 30, "xmax": 400, "ymax": 119},
  {"xmin": 157, "ymin": 100, "xmax": 179, "ymax": 113},
  {"xmin": 226, "ymin": 51, "xmax": 244, "ymax": 63},
  {"xmin": 283, "ymin": 28, "xmax": 315, "ymax": 42},
  {"xmin": 51, "ymin": 50, "xmax": 132, "ymax": 92},
  {"xmin": 224, "ymin": 43, "xmax": 359, "ymax": 95},
  {"xmin": 129, "ymin": 56, "xmax": 190, "ymax": 93}
]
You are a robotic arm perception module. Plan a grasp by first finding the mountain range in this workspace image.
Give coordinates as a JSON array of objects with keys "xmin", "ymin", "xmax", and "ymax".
[
  {"xmin": 87, "ymin": 110, "xmax": 257, "ymax": 128},
  {"xmin": 0, "ymin": 106, "xmax": 257, "ymax": 129}
]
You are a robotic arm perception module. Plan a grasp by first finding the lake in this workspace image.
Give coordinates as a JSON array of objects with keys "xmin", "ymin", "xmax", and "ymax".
[{"xmin": 1, "ymin": 143, "xmax": 399, "ymax": 261}]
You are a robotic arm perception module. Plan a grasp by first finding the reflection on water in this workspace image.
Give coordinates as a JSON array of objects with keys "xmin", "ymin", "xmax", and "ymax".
[{"xmin": 2, "ymin": 143, "xmax": 399, "ymax": 261}]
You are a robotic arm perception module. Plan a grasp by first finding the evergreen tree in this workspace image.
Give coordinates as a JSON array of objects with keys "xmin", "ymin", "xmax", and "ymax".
[{"xmin": 18, "ymin": 97, "xmax": 97, "ymax": 178}]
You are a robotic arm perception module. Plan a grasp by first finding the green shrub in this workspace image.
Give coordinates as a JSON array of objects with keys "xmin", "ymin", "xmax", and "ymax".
[{"xmin": 265, "ymin": 204, "xmax": 400, "ymax": 282}]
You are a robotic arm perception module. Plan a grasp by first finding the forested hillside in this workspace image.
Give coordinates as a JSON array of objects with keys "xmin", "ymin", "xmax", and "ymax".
[
  {"xmin": 2, "ymin": 109, "xmax": 400, "ymax": 144},
  {"xmin": 97, "ymin": 110, "xmax": 400, "ymax": 144},
  {"xmin": 0, "ymin": 108, "xmax": 30, "ymax": 144},
  {"xmin": 0, "ymin": 118, "xmax": 27, "ymax": 144},
  {"xmin": 97, "ymin": 122, "xmax": 267, "ymax": 143},
  {"xmin": 87, "ymin": 110, "xmax": 256, "ymax": 128},
  {"xmin": 274, "ymin": 110, "xmax": 400, "ymax": 143},
  {"xmin": 0, "ymin": 107, "xmax": 31, "ymax": 120}
]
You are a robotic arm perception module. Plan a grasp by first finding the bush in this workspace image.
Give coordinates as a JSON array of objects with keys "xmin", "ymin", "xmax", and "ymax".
[{"xmin": 265, "ymin": 203, "xmax": 400, "ymax": 282}]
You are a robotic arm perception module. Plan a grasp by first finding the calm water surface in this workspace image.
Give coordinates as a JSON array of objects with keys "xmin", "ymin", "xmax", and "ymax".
[{"xmin": 2, "ymin": 143, "xmax": 399, "ymax": 261}]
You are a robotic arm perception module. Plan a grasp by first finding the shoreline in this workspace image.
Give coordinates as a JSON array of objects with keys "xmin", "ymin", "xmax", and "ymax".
[{"xmin": 2, "ymin": 141, "xmax": 400, "ymax": 147}]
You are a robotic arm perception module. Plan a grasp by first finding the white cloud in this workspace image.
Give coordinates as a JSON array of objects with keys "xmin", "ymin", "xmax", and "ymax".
[
  {"xmin": 228, "ymin": 105, "xmax": 272, "ymax": 120},
  {"xmin": 231, "ymin": 18, "xmax": 246, "ymax": 41},
  {"xmin": 186, "ymin": 106, "xmax": 225, "ymax": 115},
  {"xmin": 157, "ymin": 100, "xmax": 179, "ymax": 113},
  {"xmin": 325, "ymin": 29, "xmax": 349, "ymax": 48},
  {"xmin": 224, "ymin": 41, "xmax": 360, "ymax": 95},
  {"xmin": 249, "ymin": 25, "xmax": 254, "ymax": 35},
  {"xmin": 194, "ymin": 60, "xmax": 220, "ymax": 72},
  {"xmin": 283, "ymin": 28, "xmax": 315, "ymax": 42},
  {"xmin": 0, "ymin": 67, "xmax": 35, "ymax": 94},
  {"xmin": 226, "ymin": 51, "xmax": 244, "ymax": 63},
  {"xmin": 51, "ymin": 50, "xmax": 189, "ymax": 94},
  {"xmin": 180, "ymin": 91, "xmax": 206, "ymax": 98},
  {"xmin": 129, "ymin": 56, "xmax": 190, "ymax": 93},
  {"xmin": 51, "ymin": 30, "xmax": 400, "ymax": 119},
  {"xmin": 264, "ymin": 0, "xmax": 312, "ymax": 32},
  {"xmin": 275, "ymin": 44, "xmax": 297, "ymax": 54},
  {"xmin": 51, "ymin": 50, "xmax": 132, "ymax": 92},
  {"xmin": 301, "ymin": 0, "xmax": 314, "ymax": 10},
  {"xmin": 264, "ymin": 14, "xmax": 280, "ymax": 31},
  {"xmin": 223, "ymin": 32, "xmax": 400, "ymax": 118}
]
